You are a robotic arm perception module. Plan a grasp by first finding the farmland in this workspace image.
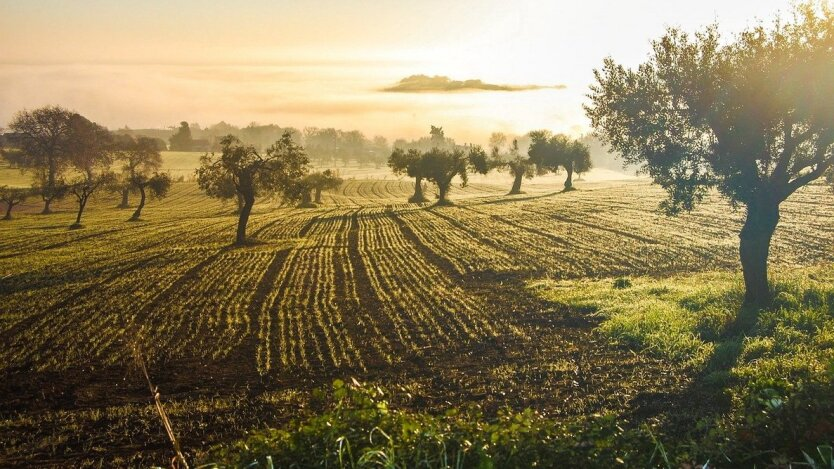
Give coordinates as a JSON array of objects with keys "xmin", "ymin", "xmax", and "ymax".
[{"xmin": 1, "ymin": 172, "xmax": 833, "ymax": 466}]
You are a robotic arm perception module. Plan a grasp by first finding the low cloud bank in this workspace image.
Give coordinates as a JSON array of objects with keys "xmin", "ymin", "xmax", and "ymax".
[{"xmin": 382, "ymin": 74, "xmax": 566, "ymax": 93}]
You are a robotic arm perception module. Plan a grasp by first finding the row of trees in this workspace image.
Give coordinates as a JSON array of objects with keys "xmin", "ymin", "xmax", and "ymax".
[
  {"xmin": 135, "ymin": 120, "xmax": 393, "ymax": 168},
  {"xmin": 388, "ymin": 126, "xmax": 592, "ymax": 204},
  {"xmin": 0, "ymin": 106, "xmax": 171, "ymax": 226}
]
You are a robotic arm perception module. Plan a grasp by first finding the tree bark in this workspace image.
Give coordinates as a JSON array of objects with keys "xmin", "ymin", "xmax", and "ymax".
[
  {"xmin": 739, "ymin": 197, "xmax": 780, "ymax": 305},
  {"xmin": 436, "ymin": 181, "xmax": 452, "ymax": 206},
  {"xmin": 409, "ymin": 176, "xmax": 427, "ymax": 203},
  {"xmin": 564, "ymin": 163, "xmax": 574, "ymax": 190},
  {"xmin": 42, "ymin": 196, "xmax": 52, "ymax": 214},
  {"xmin": 118, "ymin": 188, "xmax": 130, "ymax": 208},
  {"xmin": 131, "ymin": 186, "xmax": 146, "ymax": 220},
  {"xmin": 236, "ymin": 193, "xmax": 254, "ymax": 245},
  {"xmin": 72, "ymin": 198, "xmax": 87, "ymax": 228},
  {"xmin": 298, "ymin": 190, "xmax": 316, "ymax": 208},
  {"xmin": 315, "ymin": 188, "xmax": 323, "ymax": 204},
  {"xmin": 509, "ymin": 171, "xmax": 524, "ymax": 195}
]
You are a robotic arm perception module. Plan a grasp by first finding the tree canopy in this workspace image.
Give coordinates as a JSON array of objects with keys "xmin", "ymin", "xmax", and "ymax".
[
  {"xmin": 7, "ymin": 106, "xmax": 79, "ymax": 213},
  {"xmin": 585, "ymin": 2, "xmax": 834, "ymax": 303},
  {"xmin": 489, "ymin": 133, "xmax": 536, "ymax": 195},
  {"xmin": 528, "ymin": 131, "xmax": 592, "ymax": 190}
]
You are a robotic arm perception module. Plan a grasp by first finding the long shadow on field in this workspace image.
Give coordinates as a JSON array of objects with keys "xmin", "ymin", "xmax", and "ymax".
[{"xmin": 624, "ymin": 305, "xmax": 759, "ymax": 439}]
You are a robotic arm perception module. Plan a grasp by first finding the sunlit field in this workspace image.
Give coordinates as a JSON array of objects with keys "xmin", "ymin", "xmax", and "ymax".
[
  {"xmin": 1, "ymin": 170, "xmax": 833, "ymax": 465},
  {"xmin": 3, "ymin": 0, "xmax": 834, "ymax": 467}
]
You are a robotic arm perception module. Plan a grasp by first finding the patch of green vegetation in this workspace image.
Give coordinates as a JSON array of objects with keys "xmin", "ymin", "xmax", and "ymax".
[
  {"xmin": 530, "ymin": 266, "xmax": 834, "ymax": 465},
  {"xmin": 202, "ymin": 379, "xmax": 663, "ymax": 468}
]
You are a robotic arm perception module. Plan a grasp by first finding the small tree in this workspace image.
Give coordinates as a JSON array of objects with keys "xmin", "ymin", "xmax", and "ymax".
[
  {"xmin": 7, "ymin": 106, "xmax": 78, "ymax": 213},
  {"xmin": 422, "ymin": 145, "xmax": 488, "ymax": 206},
  {"xmin": 115, "ymin": 136, "xmax": 171, "ymax": 220},
  {"xmin": 299, "ymin": 169, "xmax": 343, "ymax": 207},
  {"xmin": 528, "ymin": 131, "xmax": 592, "ymax": 190},
  {"xmin": 196, "ymin": 133, "xmax": 308, "ymax": 245},
  {"xmin": 65, "ymin": 117, "xmax": 114, "ymax": 229},
  {"xmin": 490, "ymin": 134, "xmax": 535, "ymax": 194},
  {"xmin": 389, "ymin": 147, "xmax": 428, "ymax": 203},
  {"xmin": 0, "ymin": 185, "xmax": 29, "ymax": 220},
  {"xmin": 585, "ymin": 3, "xmax": 834, "ymax": 304},
  {"xmin": 68, "ymin": 172, "xmax": 115, "ymax": 229}
]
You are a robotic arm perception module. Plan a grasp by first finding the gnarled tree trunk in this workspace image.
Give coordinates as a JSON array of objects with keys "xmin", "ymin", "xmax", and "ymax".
[
  {"xmin": 236, "ymin": 192, "xmax": 255, "ymax": 245},
  {"xmin": 509, "ymin": 171, "xmax": 524, "ymax": 195},
  {"xmin": 71, "ymin": 197, "xmax": 87, "ymax": 229},
  {"xmin": 42, "ymin": 195, "xmax": 53, "ymax": 214},
  {"xmin": 564, "ymin": 163, "xmax": 574, "ymax": 190},
  {"xmin": 436, "ymin": 179, "xmax": 452, "ymax": 206},
  {"xmin": 118, "ymin": 188, "xmax": 130, "ymax": 208},
  {"xmin": 314, "ymin": 188, "xmax": 323, "ymax": 204},
  {"xmin": 3, "ymin": 202, "xmax": 14, "ymax": 220},
  {"xmin": 131, "ymin": 186, "xmax": 146, "ymax": 220},
  {"xmin": 739, "ymin": 197, "xmax": 780, "ymax": 305},
  {"xmin": 409, "ymin": 176, "xmax": 427, "ymax": 203},
  {"xmin": 298, "ymin": 190, "xmax": 316, "ymax": 208}
]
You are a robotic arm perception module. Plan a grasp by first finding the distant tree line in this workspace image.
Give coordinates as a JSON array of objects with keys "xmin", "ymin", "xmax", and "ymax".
[
  {"xmin": 389, "ymin": 126, "xmax": 591, "ymax": 204},
  {"xmin": 118, "ymin": 121, "xmax": 393, "ymax": 168}
]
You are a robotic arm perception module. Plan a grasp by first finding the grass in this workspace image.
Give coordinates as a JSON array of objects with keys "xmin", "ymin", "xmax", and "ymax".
[
  {"xmin": 530, "ymin": 266, "xmax": 834, "ymax": 466},
  {"xmin": 1, "ymin": 178, "xmax": 832, "ymax": 466}
]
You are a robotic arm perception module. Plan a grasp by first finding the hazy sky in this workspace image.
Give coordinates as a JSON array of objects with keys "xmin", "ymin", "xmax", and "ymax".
[{"xmin": 0, "ymin": 0, "xmax": 792, "ymax": 142}]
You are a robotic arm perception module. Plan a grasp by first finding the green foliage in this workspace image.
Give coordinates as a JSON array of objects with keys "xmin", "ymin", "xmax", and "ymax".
[
  {"xmin": 586, "ymin": 2, "xmax": 834, "ymax": 214},
  {"xmin": 204, "ymin": 379, "xmax": 660, "ymax": 468}
]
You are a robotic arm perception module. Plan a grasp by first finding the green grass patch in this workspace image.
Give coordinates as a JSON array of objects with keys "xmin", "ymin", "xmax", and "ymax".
[{"xmin": 530, "ymin": 266, "xmax": 834, "ymax": 465}]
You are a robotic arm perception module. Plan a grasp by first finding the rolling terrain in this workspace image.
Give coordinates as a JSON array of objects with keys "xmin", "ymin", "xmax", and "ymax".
[{"xmin": 1, "ymin": 176, "xmax": 832, "ymax": 466}]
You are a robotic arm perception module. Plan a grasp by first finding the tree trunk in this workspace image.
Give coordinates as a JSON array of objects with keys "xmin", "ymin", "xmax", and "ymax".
[
  {"xmin": 315, "ymin": 188, "xmax": 323, "ymax": 204},
  {"xmin": 298, "ymin": 190, "xmax": 315, "ymax": 208},
  {"xmin": 3, "ymin": 202, "xmax": 13, "ymax": 220},
  {"xmin": 236, "ymin": 193, "xmax": 254, "ymax": 245},
  {"xmin": 436, "ymin": 182, "xmax": 451, "ymax": 206},
  {"xmin": 131, "ymin": 186, "xmax": 146, "ymax": 220},
  {"xmin": 564, "ymin": 163, "xmax": 574, "ymax": 190},
  {"xmin": 409, "ymin": 176, "xmax": 427, "ymax": 203},
  {"xmin": 739, "ymin": 198, "xmax": 780, "ymax": 305},
  {"xmin": 509, "ymin": 171, "xmax": 524, "ymax": 195},
  {"xmin": 42, "ymin": 196, "xmax": 52, "ymax": 215},
  {"xmin": 118, "ymin": 188, "xmax": 130, "ymax": 208},
  {"xmin": 71, "ymin": 198, "xmax": 86, "ymax": 228}
]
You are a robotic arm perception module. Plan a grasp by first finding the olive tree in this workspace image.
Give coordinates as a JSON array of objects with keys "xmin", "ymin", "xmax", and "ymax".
[
  {"xmin": 528, "ymin": 131, "xmax": 592, "ymax": 190},
  {"xmin": 421, "ymin": 145, "xmax": 488, "ymax": 206},
  {"xmin": 66, "ymin": 117, "xmax": 115, "ymax": 229},
  {"xmin": 585, "ymin": 3, "xmax": 834, "ymax": 304},
  {"xmin": 298, "ymin": 169, "xmax": 343, "ymax": 207},
  {"xmin": 389, "ymin": 147, "xmax": 428, "ymax": 203},
  {"xmin": 196, "ymin": 133, "xmax": 308, "ymax": 245},
  {"xmin": 490, "ymin": 134, "xmax": 535, "ymax": 194},
  {"xmin": 7, "ymin": 106, "xmax": 78, "ymax": 213},
  {"xmin": 115, "ymin": 136, "xmax": 171, "ymax": 220},
  {"xmin": 0, "ymin": 185, "xmax": 29, "ymax": 220}
]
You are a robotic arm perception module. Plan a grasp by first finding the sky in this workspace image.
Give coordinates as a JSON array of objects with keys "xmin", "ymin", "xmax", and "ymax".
[{"xmin": 0, "ymin": 0, "xmax": 793, "ymax": 143}]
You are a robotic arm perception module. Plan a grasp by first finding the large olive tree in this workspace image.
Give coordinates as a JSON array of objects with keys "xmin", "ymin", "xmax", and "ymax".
[
  {"xmin": 196, "ymin": 133, "xmax": 308, "ymax": 245},
  {"xmin": 586, "ymin": 3, "xmax": 834, "ymax": 304}
]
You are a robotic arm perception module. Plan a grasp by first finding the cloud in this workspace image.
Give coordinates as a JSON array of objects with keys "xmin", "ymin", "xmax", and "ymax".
[{"xmin": 381, "ymin": 74, "xmax": 566, "ymax": 93}]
